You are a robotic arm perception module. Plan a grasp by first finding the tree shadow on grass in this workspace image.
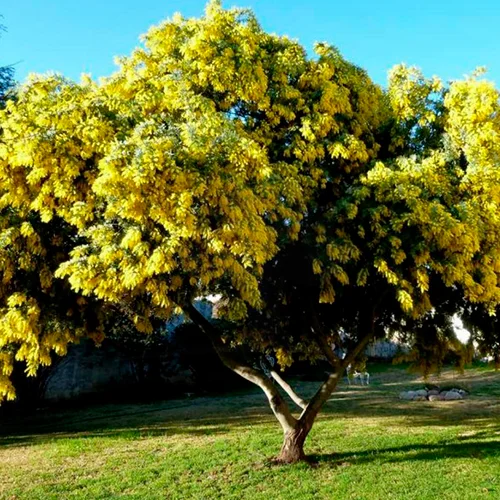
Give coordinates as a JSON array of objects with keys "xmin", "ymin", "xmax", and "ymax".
[
  {"xmin": 310, "ymin": 438, "xmax": 500, "ymax": 467},
  {"xmin": 0, "ymin": 407, "xmax": 276, "ymax": 450},
  {"xmin": 0, "ymin": 424, "xmax": 238, "ymax": 449},
  {"xmin": 320, "ymin": 394, "xmax": 500, "ymax": 428},
  {"xmin": 1, "ymin": 368, "xmax": 498, "ymax": 452}
]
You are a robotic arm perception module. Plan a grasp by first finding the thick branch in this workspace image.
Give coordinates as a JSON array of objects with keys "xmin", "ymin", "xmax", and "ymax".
[
  {"xmin": 309, "ymin": 301, "xmax": 341, "ymax": 370},
  {"xmin": 269, "ymin": 370, "xmax": 308, "ymax": 410},
  {"xmin": 314, "ymin": 329, "xmax": 341, "ymax": 370},
  {"xmin": 299, "ymin": 328, "xmax": 376, "ymax": 429},
  {"xmin": 298, "ymin": 371, "xmax": 340, "ymax": 430},
  {"xmin": 182, "ymin": 302, "xmax": 297, "ymax": 433},
  {"xmin": 341, "ymin": 331, "xmax": 374, "ymax": 370}
]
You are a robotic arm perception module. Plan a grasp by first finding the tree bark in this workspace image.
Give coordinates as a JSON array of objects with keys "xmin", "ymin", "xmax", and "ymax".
[
  {"xmin": 277, "ymin": 425, "xmax": 309, "ymax": 463},
  {"xmin": 269, "ymin": 369, "xmax": 308, "ymax": 410}
]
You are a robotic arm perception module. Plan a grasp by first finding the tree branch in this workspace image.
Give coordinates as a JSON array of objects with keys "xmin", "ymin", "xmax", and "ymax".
[
  {"xmin": 299, "ymin": 313, "xmax": 377, "ymax": 429},
  {"xmin": 340, "ymin": 307, "xmax": 379, "ymax": 370},
  {"xmin": 298, "ymin": 371, "xmax": 340, "ymax": 430},
  {"xmin": 309, "ymin": 300, "xmax": 341, "ymax": 370},
  {"xmin": 341, "ymin": 332, "xmax": 374, "ymax": 369},
  {"xmin": 269, "ymin": 369, "xmax": 308, "ymax": 410},
  {"xmin": 314, "ymin": 328, "xmax": 342, "ymax": 370},
  {"xmin": 182, "ymin": 302, "xmax": 297, "ymax": 433}
]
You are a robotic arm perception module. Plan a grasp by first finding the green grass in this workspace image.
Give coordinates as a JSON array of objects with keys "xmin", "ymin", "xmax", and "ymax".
[{"xmin": 1, "ymin": 365, "xmax": 499, "ymax": 499}]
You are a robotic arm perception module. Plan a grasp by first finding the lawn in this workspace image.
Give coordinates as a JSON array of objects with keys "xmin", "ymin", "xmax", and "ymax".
[{"xmin": 1, "ymin": 365, "xmax": 499, "ymax": 499}]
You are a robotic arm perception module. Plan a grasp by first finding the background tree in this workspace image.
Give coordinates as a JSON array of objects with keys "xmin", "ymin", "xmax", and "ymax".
[
  {"xmin": 1, "ymin": 1, "xmax": 500, "ymax": 463},
  {"xmin": 460, "ymin": 304, "xmax": 500, "ymax": 368},
  {"xmin": 0, "ymin": 21, "xmax": 15, "ymax": 108}
]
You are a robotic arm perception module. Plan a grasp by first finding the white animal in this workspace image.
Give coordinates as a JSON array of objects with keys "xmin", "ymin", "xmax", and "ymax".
[{"xmin": 346, "ymin": 364, "xmax": 370, "ymax": 386}]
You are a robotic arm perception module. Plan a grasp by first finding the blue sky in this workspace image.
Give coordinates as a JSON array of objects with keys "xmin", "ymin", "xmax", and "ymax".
[{"xmin": 1, "ymin": 1, "xmax": 499, "ymax": 88}]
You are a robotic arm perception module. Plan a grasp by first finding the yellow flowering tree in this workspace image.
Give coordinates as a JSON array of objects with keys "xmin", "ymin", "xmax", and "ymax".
[
  {"xmin": 1, "ymin": 1, "xmax": 500, "ymax": 463},
  {"xmin": 234, "ymin": 64, "xmax": 500, "ymax": 461}
]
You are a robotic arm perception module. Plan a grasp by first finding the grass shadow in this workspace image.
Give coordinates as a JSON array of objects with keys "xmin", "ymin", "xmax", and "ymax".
[
  {"xmin": 0, "ymin": 366, "xmax": 498, "ymax": 452},
  {"xmin": 310, "ymin": 438, "xmax": 500, "ymax": 467}
]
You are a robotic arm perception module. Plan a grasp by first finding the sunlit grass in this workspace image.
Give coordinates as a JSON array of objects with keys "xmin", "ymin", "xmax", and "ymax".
[{"xmin": 1, "ymin": 365, "xmax": 499, "ymax": 499}]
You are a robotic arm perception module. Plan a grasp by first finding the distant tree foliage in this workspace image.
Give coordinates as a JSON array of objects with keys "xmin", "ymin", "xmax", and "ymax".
[{"xmin": 0, "ymin": 21, "xmax": 14, "ymax": 107}]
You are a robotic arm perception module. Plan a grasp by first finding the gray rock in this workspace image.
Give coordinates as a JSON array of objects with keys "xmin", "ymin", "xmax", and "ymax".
[
  {"xmin": 428, "ymin": 389, "xmax": 440, "ymax": 396},
  {"xmin": 444, "ymin": 391, "xmax": 463, "ymax": 400},
  {"xmin": 429, "ymin": 394, "xmax": 445, "ymax": 401},
  {"xmin": 413, "ymin": 395, "xmax": 428, "ymax": 401},
  {"xmin": 399, "ymin": 391, "xmax": 416, "ymax": 400},
  {"xmin": 415, "ymin": 389, "xmax": 429, "ymax": 397}
]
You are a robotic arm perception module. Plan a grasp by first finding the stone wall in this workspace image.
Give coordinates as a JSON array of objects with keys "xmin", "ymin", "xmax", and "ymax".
[
  {"xmin": 44, "ymin": 340, "xmax": 137, "ymax": 402},
  {"xmin": 43, "ymin": 300, "xmax": 216, "ymax": 402}
]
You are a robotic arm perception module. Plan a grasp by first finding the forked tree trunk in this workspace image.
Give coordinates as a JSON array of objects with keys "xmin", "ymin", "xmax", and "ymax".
[{"xmin": 183, "ymin": 300, "xmax": 376, "ymax": 465}]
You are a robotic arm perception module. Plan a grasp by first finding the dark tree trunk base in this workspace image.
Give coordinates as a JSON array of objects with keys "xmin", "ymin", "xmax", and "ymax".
[{"xmin": 276, "ymin": 427, "xmax": 308, "ymax": 464}]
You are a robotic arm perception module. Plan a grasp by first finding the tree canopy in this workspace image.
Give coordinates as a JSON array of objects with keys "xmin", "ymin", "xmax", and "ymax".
[{"xmin": 1, "ymin": 0, "xmax": 500, "ymax": 462}]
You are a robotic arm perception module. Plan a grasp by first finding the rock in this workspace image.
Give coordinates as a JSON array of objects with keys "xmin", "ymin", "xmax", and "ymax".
[
  {"xmin": 429, "ymin": 394, "xmax": 445, "ymax": 401},
  {"xmin": 398, "ymin": 388, "xmax": 467, "ymax": 402},
  {"xmin": 444, "ymin": 391, "xmax": 463, "ymax": 400},
  {"xmin": 399, "ymin": 391, "xmax": 416, "ymax": 400},
  {"xmin": 414, "ymin": 389, "xmax": 428, "ymax": 397}
]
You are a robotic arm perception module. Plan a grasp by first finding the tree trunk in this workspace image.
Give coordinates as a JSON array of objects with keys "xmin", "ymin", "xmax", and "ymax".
[
  {"xmin": 277, "ymin": 425, "xmax": 310, "ymax": 464},
  {"xmin": 182, "ymin": 300, "xmax": 377, "ymax": 465}
]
